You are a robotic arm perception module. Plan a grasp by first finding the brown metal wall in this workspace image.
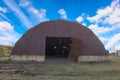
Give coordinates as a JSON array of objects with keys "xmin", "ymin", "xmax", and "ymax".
[
  {"xmin": 11, "ymin": 20, "xmax": 108, "ymax": 58},
  {"xmin": 68, "ymin": 38, "xmax": 81, "ymax": 62}
]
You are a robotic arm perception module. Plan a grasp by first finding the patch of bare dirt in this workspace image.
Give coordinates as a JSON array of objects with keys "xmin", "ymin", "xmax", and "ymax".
[{"xmin": 0, "ymin": 65, "xmax": 24, "ymax": 73}]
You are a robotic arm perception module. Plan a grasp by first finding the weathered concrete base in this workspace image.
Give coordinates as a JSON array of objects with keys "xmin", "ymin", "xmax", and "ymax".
[
  {"xmin": 78, "ymin": 56, "xmax": 108, "ymax": 62},
  {"xmin": 10, "ymin": 55, "xmax": 45, "ymax": 61},
  {"xmin": 10, "ymin": 55, "xmax": 108, "ymax": 62}
]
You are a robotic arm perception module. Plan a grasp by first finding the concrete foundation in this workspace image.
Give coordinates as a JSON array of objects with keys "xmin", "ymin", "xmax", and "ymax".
[
  {"xmin": 10, "ymin": 55, "xmax": 108, "ymax": 62},
  {"xmin": 10, "ymin": 55, "xmax": 45, "ymax": 61},
  {"xmin": 78, "ymin": 56, "xmax": 108, "ymax": 62}
]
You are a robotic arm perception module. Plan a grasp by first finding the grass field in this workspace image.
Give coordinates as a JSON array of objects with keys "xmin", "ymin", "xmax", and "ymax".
[{"xmin": 0, "ymin": 56, "xmax": 120, "ymax": 80}]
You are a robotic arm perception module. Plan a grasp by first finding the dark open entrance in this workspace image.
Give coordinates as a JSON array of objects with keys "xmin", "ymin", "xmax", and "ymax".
[{"xmin": 45, "ymin": 37, "xmax": 72, "ymax": 59}]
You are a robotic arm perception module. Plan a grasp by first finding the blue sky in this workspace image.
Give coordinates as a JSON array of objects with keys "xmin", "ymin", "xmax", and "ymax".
[{"xmin": 0, "ymin": 0, "xmax": 120, "ymax": 52}]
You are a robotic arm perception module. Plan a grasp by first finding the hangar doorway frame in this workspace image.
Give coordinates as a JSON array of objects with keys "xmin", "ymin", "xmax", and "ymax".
[
  {"xmin": 45, "ymin": 37, "xmax": 80, "ymax": 62},
  {"xmin": 45, "ymin": 37, "xmax": 72, "ymax": 59}
]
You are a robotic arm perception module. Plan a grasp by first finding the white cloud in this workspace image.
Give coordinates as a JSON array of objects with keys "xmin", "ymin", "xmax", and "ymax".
[
  {"xmin": 106, "ymin": 33, "xmax": 120, "ymax": 49},
  {"xmin": 115, "ymin": 45, "xmax": 120, "ymax": 50},
  {"xmin": 0, "ymin": 7, "xmax": 10, "ymax": 22},
  {"xmin": 88, "ymin": 24, "xmax": 112, "ymax": 35},
  {"xmin": 58, "ymin": 9, "xmax": 67, "ymax": 19},
  {"xmin": 76, "ymin": 16, "xmax": 83, "ymax": 23},
  {"xmin": 19, "ymin": 0, "xmax": 30, "ymax": 7},
  {"xmin": 38, "ymin": 9, "xmax": 47, "ymax": 18},
  {"xmin": 3, "ymin": 0, "xmax": 33, "ymax": 28},
  {"xmin": 0, "ymin": 21, "xmax": 13, "ymax": 31},
  {"xmin": 87, "ymin": 6, "xmax": 113, "ymax": 23},
  {"xmin": 76, "ymin": 14, "xmax": 87, "ymax": 26},
  {"xmin": 82, "ymin": 23, "xmax": 87, "ymax": 26},
  {"xmin": 109, "ymin": 23, "xmax": 120, "ymax": 31},
  {"xmin": 0, "ymin": 12, "xmax": 11, "ymax": 22},
  {"xmin": 28, "ymin": 7, "xmax": 49, "ymax": 22},
  {"xmin": 19, "ymin": 0, "xmax": 49, "ymax": 22},
  {"xmin": 104, "ymin": 5, "xmax": 120, "ymax": 25},
  {"xmin": 87, "ymin": 0, "xmax": 120, "ymax": 25},
  {"xmin": 99, "ymin": 37, "xmax": 108, "ymax": 42},
  {"xmin": 0, "ymin": 21, "xmax": 21, "ymax": 46},
  {"xmin": 0, "ymin": 7, "xmax": 7, "ymax": 13}
]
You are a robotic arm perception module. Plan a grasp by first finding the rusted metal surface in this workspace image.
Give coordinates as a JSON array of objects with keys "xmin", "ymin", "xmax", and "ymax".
[
  {"xmin": 11, "ymin": 20, "xmax": 108, "ymax": 61},
  {"xmin": 68, "ymin": 38, "xmax": 81, "ymax": 62}
]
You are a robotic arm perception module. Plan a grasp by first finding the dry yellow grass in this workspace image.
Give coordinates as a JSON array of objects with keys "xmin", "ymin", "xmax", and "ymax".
[{"xmin": 0, "ymin": 55, "xmax": 120, "ymax": 80}]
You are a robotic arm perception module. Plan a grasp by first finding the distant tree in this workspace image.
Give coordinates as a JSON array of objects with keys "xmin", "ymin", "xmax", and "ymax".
[
  {"xmin": 0, "ymin": 47, "xmax": 4, "ymax": 57},
  {"xmin": 0, "ymin": 45, "xmax": 12, "ymax": 57}
]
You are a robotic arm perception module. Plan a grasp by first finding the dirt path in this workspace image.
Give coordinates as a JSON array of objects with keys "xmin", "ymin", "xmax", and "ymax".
[{"xmin": 43, "ymin": 57, "xmax": 70, "ymax": 64}]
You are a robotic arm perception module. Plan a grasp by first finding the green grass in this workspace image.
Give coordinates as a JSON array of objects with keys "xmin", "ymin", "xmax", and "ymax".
[
  {"xmin": 0, "ymin": 56, "xmax": 120, "ymax": 80},
  {"xmin": 0, "ymin": 57, "xmax": 9, "ymax": 61}
]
